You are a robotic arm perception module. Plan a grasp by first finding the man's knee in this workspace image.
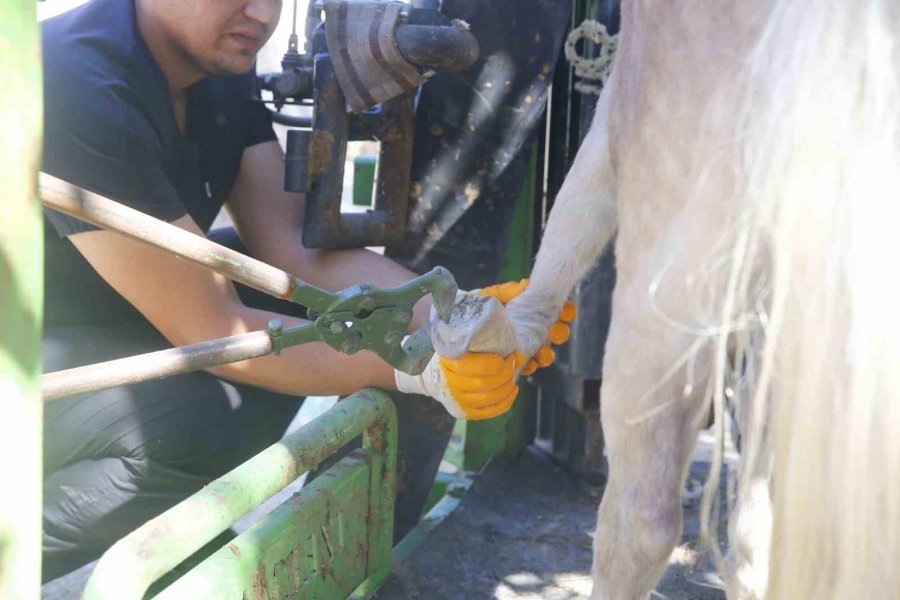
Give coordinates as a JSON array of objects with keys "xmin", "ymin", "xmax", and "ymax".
[{"xmin": 43, "ymin": 454, "xmax": 213, "ymax": 579}]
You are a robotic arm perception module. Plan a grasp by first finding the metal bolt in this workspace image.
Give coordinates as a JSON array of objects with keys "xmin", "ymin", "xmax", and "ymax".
[
  {"xmin": 329, "ymin": 321, "xmax": 345, "ymax": 335},
  {"xmin": 341, "ymin": 341, "xmax": 360, "ymax": 355},
  {"xmin": 268, "ymin": 319, "xmax": 283, "ymax": 356}
]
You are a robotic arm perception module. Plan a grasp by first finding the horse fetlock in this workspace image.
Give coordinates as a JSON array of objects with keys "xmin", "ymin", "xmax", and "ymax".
[{"xmin": 505, "ymin": 294, "xmax": 559, "ymax": 358}]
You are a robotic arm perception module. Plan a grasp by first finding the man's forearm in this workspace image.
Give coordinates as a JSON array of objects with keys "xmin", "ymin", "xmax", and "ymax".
[
  {"xmin": 260, "ymin": 241, "xmax": 431, "ymax": 331},
  {"xmin": 207, "ymin": 305, "xmax": 398, "ymax": 396}
]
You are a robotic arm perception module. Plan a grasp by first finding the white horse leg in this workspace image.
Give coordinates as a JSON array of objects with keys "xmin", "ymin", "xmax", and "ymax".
[
  {"xmin": 590, "ymin": 311, "xmax": 710, "ymax": 600},
  {"xmin": 724, "ymin": 470, "xmax": 771, "ymax": 600},
  {"xmin": 724, "ymin": 386, "xmax": 771, "ymax": 600},
  {"xmin": 506, "ymin": 77, "xmax": 617, "ymax": 358}
]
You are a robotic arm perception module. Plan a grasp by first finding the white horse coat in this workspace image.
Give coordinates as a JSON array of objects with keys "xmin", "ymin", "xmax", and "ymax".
[{"xmin": 505, "ymin": 1, "xmax": 900, "ymax": 598}]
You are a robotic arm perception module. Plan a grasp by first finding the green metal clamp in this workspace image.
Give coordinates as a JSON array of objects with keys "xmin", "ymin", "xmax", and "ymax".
[
  {"xmin": 266, "ymin": 265, "xmax": 458, "ymax": 375},
  {"xmin": 300, "ymin": 270, "xmax": 458, "ymax": 374},
  {"xmin": 82, "ymin": 389, "xmax": 397, "ymax": 600}
]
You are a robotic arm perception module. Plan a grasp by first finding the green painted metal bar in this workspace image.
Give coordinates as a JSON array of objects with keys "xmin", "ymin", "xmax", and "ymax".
[
  {"xmin": 0, "ymin": 1, "xmax": 43, "ymax": 598},
  {"xmin": 353, "ymin": 155, "xmax": 377, "ymax": 206},
  {"xmin": 460, "ymin": 143, "xmax": 538, "ymax": 470},
  {"xmin": 392, "ymin": 471, "xmax": 473, "ymax": 565},
  {"xmin": 153, "ymin": 408, "xmax": 397, "ymax": 600},
  {"xmin": 82, "ymin": 389, "xmax": 397, "ymax": 600},
  {"xmin": 154, "ymin": 453, "xmax": 373, "ymax": 599},
  {"xmin": 352, "ymin": 383, "xmax": 397, "ymax": 598},
  {"xmin": 498, "ymin": 144, "xmax": 540, "ymax": 460}
]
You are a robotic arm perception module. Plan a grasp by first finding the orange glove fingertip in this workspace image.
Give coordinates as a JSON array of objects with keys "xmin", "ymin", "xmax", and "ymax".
[
  {"xmin": 560, "ymin": 301, "xmax": 577, "ymax": 323},
  {"xmin": 476, "ymin": 278, "xmax": 530, "ymax": 304},
  {"xmin": 477, "ymin": 284, "xmax": 500, "ymax": 299},
  {"xmin": 549, "ymin": 322, "xmax": 571, "ymax": 345},
  {"xmin": 536, "ymin": 345, "xmax": 555, "ymax": 367},
  {"xmin": 505, "ymin": 278, "xmax": 529, "ymax": 302}
]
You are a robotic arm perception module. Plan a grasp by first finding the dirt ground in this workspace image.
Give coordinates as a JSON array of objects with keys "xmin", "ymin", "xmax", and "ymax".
[{"xmin": 375, "ymin": 446, "xmax": 730, "ymax": 600}]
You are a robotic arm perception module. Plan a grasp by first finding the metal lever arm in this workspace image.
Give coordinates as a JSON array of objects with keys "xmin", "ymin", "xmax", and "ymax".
[{"xmin": 39, "ymin": 175, "xmax": 461, "ymax": 401}]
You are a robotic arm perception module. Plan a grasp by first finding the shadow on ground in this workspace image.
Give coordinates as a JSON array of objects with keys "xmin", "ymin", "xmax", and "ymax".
[{"xmin": 375, "ymin": 450, "xmax": 727, "ymax": 600}]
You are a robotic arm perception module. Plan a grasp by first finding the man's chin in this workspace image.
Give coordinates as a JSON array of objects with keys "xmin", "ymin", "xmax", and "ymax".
[{"xmin": 209, "ymin": 56, "xmax": 257, "ymax": 77}]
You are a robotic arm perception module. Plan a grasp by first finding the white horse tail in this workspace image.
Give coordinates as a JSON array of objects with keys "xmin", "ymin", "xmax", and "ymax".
[
  {"xmin": 739, "ymin": 1, "xmax": 900, "ymax": 597},
  {"xmin": 506, "ymin": 73, "xmax": 618, "ymax": 358}
]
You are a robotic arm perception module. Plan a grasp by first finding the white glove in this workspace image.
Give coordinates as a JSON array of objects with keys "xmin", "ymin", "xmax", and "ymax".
[
  {"xmin": 395, "ymin": 349, "xmax": 521, "ymax": 420},
  {"xmin": 395, "ymin": 292, "xmax": 522, "ymax": 420}
]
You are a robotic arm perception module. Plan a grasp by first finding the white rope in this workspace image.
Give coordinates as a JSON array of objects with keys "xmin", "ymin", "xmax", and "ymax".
[{"xmin": 564, "ymin": 20, "xmax": 618, "ymax": 96}]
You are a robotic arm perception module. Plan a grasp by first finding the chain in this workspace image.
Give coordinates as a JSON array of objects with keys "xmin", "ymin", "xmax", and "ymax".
[{"xmin": 564, "ymin": 20, "xmax": 618, "ymax": 96}]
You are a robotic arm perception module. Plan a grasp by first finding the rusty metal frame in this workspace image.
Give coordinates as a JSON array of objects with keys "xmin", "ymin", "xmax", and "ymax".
[{"xmin": 298, "ymin": 55, "xmax": 416, "ymax": 250}]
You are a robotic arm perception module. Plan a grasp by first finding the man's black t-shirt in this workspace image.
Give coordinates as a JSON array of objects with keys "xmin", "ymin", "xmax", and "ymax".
[{"xmin": 42, "ymin": 0, "xmax": 277, "ymax": 327}]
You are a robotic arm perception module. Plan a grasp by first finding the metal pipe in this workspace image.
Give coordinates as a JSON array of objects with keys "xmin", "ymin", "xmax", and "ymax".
[
  {"xmin": 38, "ymin": 173, "xmax": 334, "ymax": 308},
  {"xmin": 43, "ymin": 331, "xmax": 268, "ymax": 402},
  {"xmin": 395, "ymin": 24, "xmax": 480, "ymax": 72},
  {"xmin": 82, "ymin": 389, "xmax": 396, "ymax": 600},
  {"xmin": 42, "ymin": 322, "xmax": 321, "ymax": 402}
]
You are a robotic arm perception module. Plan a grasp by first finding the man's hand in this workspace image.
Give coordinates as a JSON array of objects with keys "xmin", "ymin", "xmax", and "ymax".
[
  {"xmin": 394, "ymin": 350, "xmax": 522, "ymax": 420},
  {"xmin": 477, "ymin": 279, "xmax": 576, "ymax": 376},
  {"xmin": 396, "ymin": 280, "xmax": 575, "ymax": 421}
]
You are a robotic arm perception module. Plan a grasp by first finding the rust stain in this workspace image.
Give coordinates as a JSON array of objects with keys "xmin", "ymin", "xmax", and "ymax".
[
  {"xmin": 272, "ymin": 548, "xmax": 305, "ymax": 595},
  {"xmin": 383, "ymin": 127, "xmax": 404, "ymax": 144},
  {"xmin": 228, "ymin": 543, "xmax": 241, "ymax": 556},
  {"xmin": 308, "ymin": 130, "xmax": 335, "ymax": 178},
  {"xmin": 250, "ymin": 562, "xmax": 268, "ymax": 600},
  {"xmin": 291, "ymin": 546, "xmax": 303, "ymax": 591},
  {"xmin": 282, "ymin": 278, "xmax": 297, "ymax": 300}
]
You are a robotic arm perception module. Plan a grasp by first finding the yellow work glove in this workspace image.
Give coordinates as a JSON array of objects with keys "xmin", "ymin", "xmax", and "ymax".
[
  {"xmin": 395, "ymin": 349, "xmax": 523, "ymax": 420},
  {"xmin": 477, "ymin": 279, "xmax": 576, "ymax": 376}
]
